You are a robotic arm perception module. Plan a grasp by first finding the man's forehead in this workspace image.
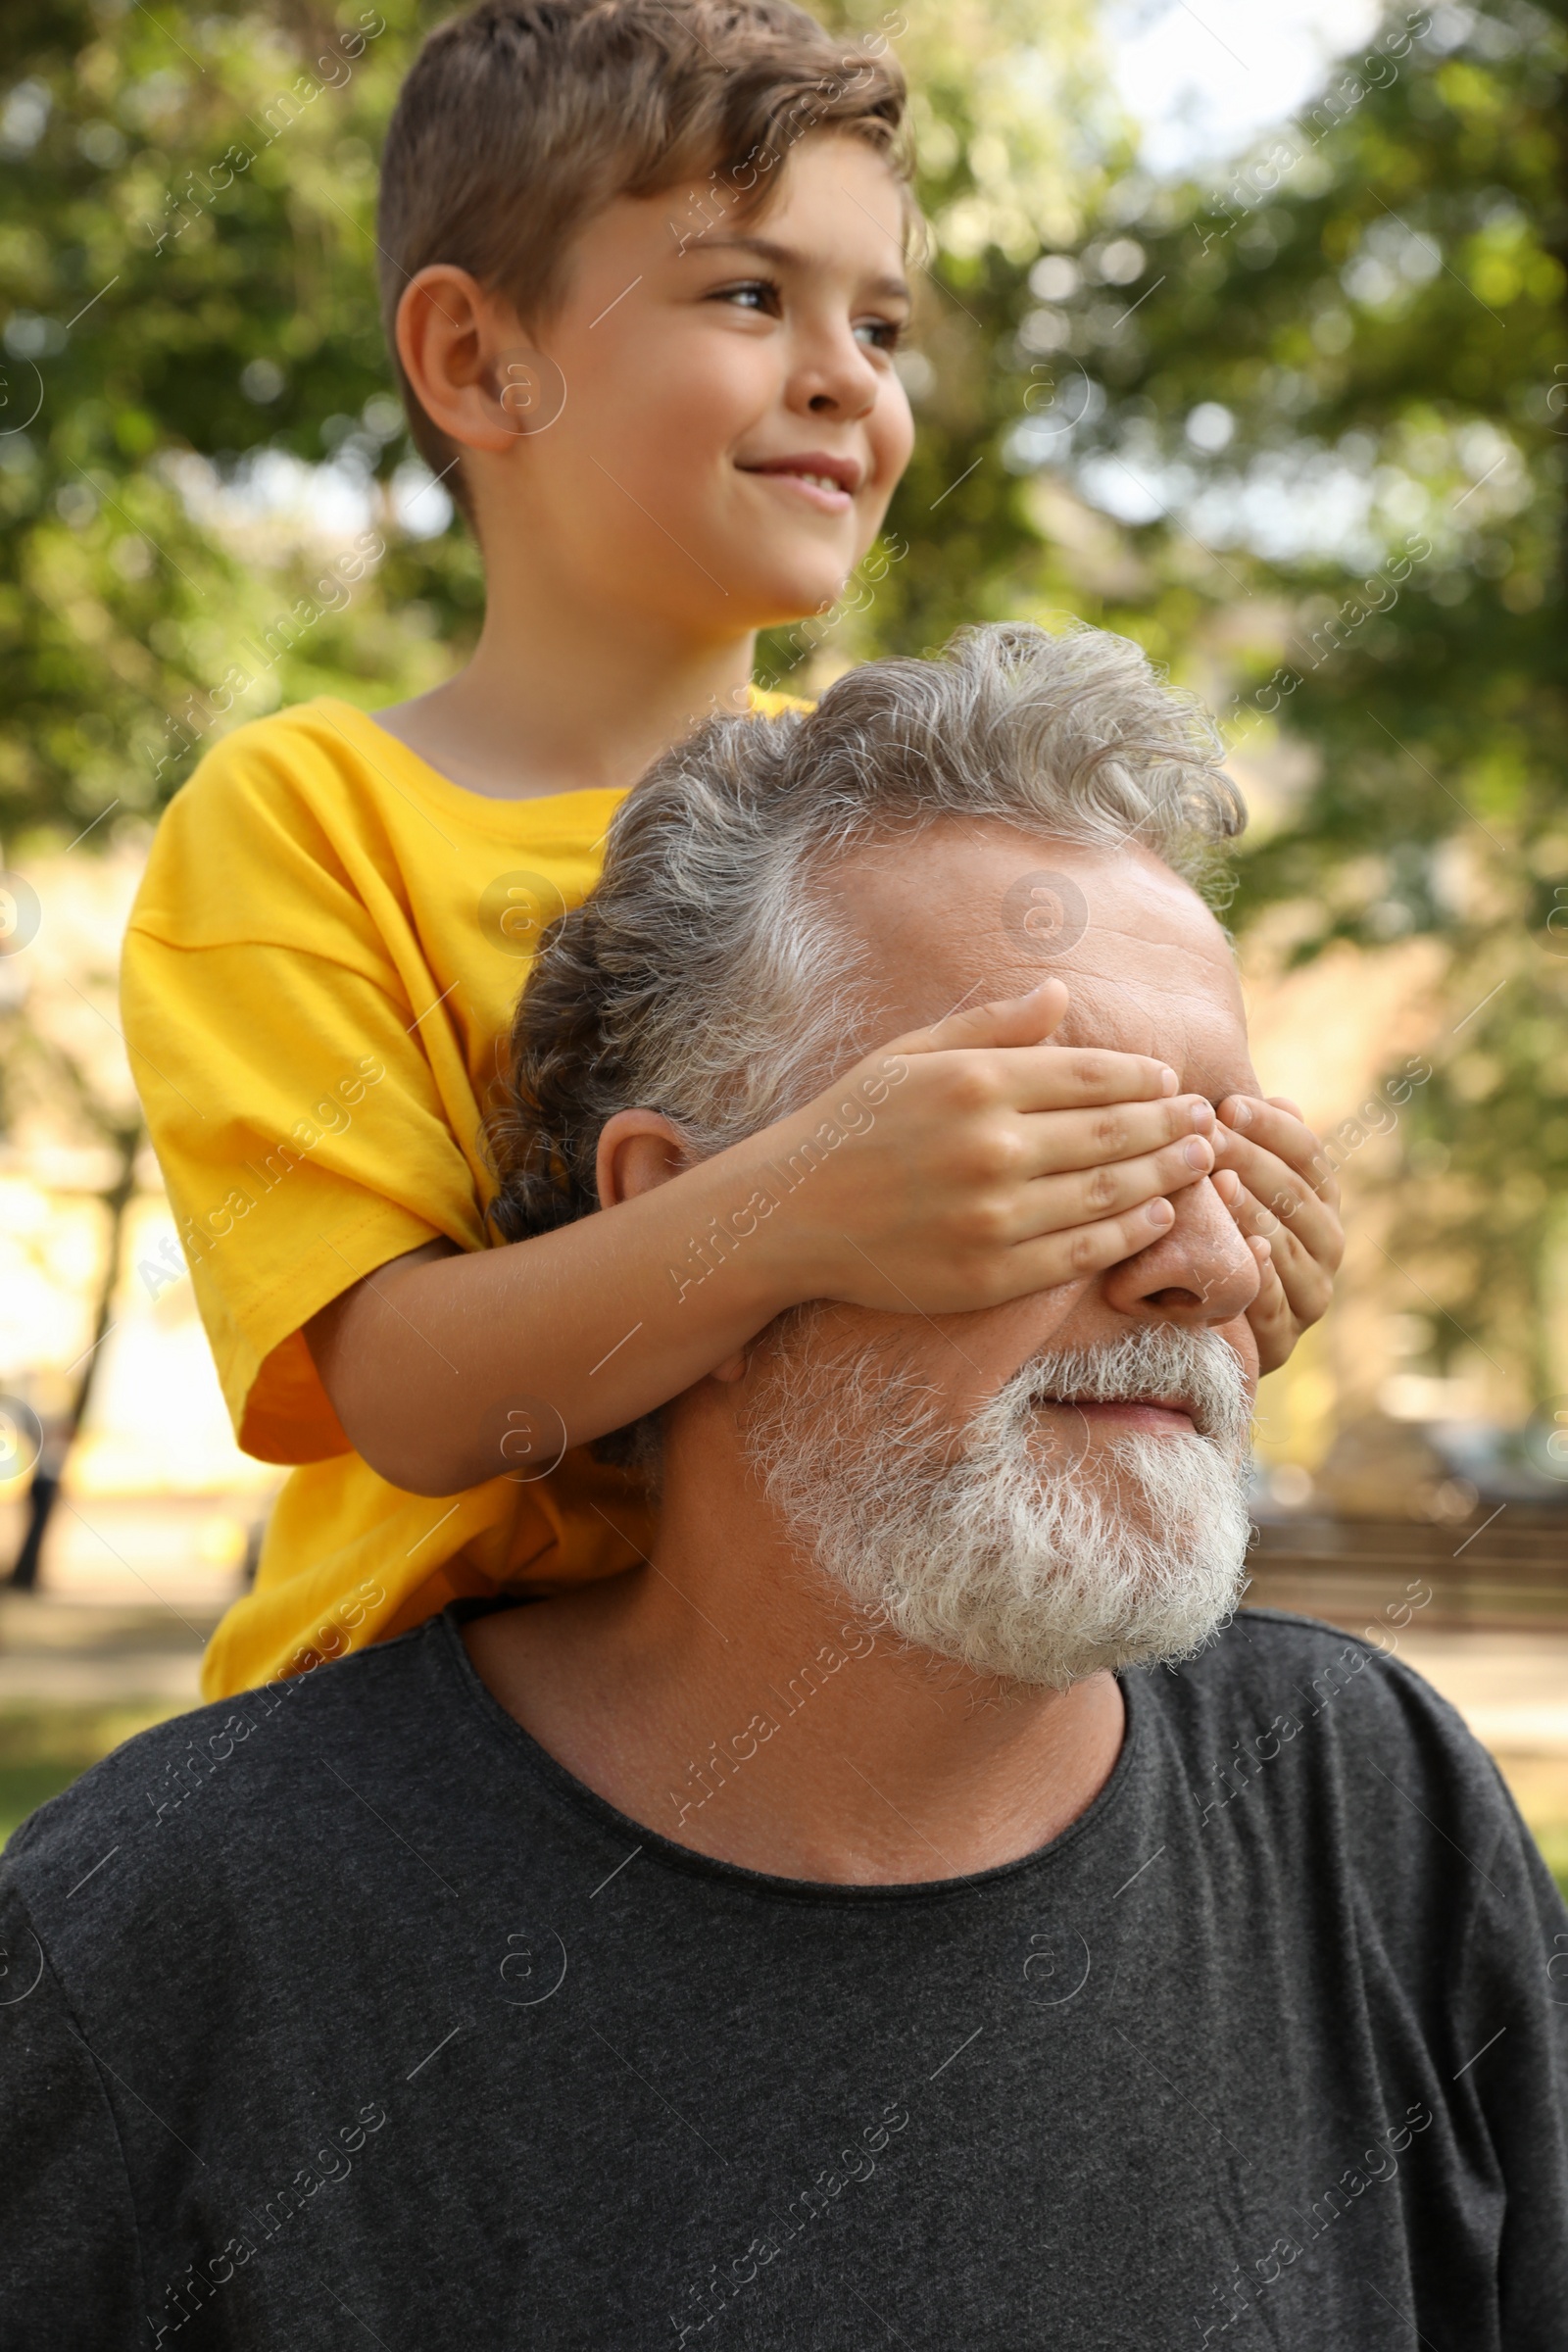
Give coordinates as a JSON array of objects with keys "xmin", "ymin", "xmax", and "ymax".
[{"xmin": 828, "ymin": 820, "xmax": 1255, "ymax": 1091}]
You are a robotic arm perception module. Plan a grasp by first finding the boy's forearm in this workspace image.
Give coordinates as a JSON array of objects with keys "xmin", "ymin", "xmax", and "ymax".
[{"xmin": 305, "ymin": 1135, "xmax": 815, "ymax": 1494}]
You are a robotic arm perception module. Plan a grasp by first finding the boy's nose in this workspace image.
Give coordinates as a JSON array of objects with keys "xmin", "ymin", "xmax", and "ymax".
[
  {"xmin": 1100, "ymin": 1171, "xmax": 1262, "ymax": 1329},
  {"xmin": 795, "ymin": 336, "xmax": 880, "ymax": 419}
]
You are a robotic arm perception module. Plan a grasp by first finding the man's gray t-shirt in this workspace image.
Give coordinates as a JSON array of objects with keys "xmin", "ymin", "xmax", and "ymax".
[{"xmin": 2, "ymin": 1604, "xmax": 1566, "ymax": 2350}]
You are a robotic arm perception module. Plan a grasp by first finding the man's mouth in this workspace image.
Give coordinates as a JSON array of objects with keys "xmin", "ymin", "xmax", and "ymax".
[
  {"xmin": 737, "ymin": 452, "xmax": 861, "ymax": 514},
  {"xmin": 1037, "ymin": 1396, "xmax": 1199, "ymax": 1436},
  {"xmin": 1007, "ymin": 1332, "xmax": 1250, "ymax": 1463}
]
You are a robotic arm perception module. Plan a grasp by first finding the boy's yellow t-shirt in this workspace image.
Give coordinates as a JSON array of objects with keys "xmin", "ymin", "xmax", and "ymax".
[{"xmin": 122, "ymin": 689, "xmax": 799, "ymax": 1700}]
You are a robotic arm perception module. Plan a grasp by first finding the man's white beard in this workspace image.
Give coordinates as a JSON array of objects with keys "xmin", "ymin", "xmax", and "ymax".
[{"xmin": 741, "ymin": 1315, "xmax": 1254, "ymax": 1690}]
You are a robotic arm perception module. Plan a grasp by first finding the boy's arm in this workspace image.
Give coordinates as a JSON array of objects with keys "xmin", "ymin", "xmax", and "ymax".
[{"xmin": 308, "ymin": 980, "xmax": 1219, "ymax": 1494}]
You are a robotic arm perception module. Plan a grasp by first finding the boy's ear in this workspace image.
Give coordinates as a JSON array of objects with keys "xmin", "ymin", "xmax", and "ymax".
[
  {"xmin": 596, "ymin": 1110, "xmax": 690, "ymax": 1211},
  {"xmin": 396, "ymin": 267, "xmax": 565, "ymax": 454},
  {"xmin": 492, "ymin": 343, "xmax": 568, "ymax": 436}
]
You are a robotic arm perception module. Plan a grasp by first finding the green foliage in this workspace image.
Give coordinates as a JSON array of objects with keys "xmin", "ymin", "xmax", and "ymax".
[
  {"xmin": 2, "ymin": 0, "xmax": 1564, "ymax": 1383},
  {"xmin": 0, "ymin": 0, "xmax": 474, "ymax": 840},
  {"xmin": 821, "ymin": 0, "xmax": 1567, "ymax": 1389},
  {"xmin": 1092, "ymin": 3, "xmax": 1567, "ymax": 1391}
]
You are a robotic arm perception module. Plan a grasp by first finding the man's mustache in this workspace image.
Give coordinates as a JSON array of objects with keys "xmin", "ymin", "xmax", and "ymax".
[{"xmin": 1004, "ymin": 1327, "xmax": 1250, "ymax": 1447}]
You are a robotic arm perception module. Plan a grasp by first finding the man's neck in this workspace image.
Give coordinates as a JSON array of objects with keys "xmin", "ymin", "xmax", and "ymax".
[
  {"xmin": 371, "ymin": 527, "xmax": 759, "ymax": 803},
  {"xmin": 463, "ymin": 1442, "xmax": 1126, "ymax": 1886}
]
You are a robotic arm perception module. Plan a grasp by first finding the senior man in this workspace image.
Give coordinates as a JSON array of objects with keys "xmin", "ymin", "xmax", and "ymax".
[{"xmin": 4, "ymin": 625, "xmax": 1566, "ymax": 2349}]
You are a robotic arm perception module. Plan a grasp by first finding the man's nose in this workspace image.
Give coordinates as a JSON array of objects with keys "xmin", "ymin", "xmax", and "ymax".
[{"xmin": 1100, "ymin": 1171, "xmax": 1262, "ymax": 1327}]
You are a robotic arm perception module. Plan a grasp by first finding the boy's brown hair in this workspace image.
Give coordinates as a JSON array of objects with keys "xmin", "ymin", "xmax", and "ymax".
[{"xmin": 378, "ymin": 0, "xmax": 909, "ymax": 498}]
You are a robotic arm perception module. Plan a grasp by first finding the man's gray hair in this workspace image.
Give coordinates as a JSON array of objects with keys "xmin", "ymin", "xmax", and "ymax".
[{"xmin": 487, "ymin": 619, "xmax": 1244, "ymax": 1246}]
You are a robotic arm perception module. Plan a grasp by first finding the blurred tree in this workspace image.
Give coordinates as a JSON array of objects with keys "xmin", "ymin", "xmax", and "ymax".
[
  {"xmin": 0, "ymin": 0, "xmax": 1107, "ymax": 1572},
  {"xmin": 1, "ymin": 0, "xmax": 1563, "ymax": 1421},
  {"xmin": 0, "ymin": 858, "xmax": 143, "ymax": 1586},
  {"xmin": 0, "ymin": 0, "xmax": 475, "ymax": 847},
  {"xmin": 3, "ymin": 1098, "xmax": 138, "ymax": 1593},
  {"xmin": 0, "ymin": 0, "xmax": 1108, "ymax": 842},
  {"xmin": 1060, "ymin": 0, "xmax": 1568, "ymax": 1402},
  {"xmin": 0, "ymin": 0, "xmax": 476, "ymax": 1579},
  {"xmin": 816, "ymin": 0, "xmax": 1567, "ymax": 1405}
]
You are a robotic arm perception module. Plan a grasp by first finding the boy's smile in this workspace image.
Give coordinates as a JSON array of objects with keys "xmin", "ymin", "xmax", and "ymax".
[
  {"xmin": 398, "ymin": 130, "xmax": 916, "ymax": 656},
  {"xmin": 384, "ymin": 117, "xmax": 920, "ymax": 802},
  {"xmin": 546, "ymin": 130, "xmax": 916, "ymax": 631},
  {"xmin": 735, "ymin": 448, "xmax": 863, "ymax": 516}
]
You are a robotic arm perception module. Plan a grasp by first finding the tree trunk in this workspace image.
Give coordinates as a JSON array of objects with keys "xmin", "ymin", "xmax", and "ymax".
[{"xmin": 8, "ymin": 1123, "xmax": 141, "ymax": 1591}]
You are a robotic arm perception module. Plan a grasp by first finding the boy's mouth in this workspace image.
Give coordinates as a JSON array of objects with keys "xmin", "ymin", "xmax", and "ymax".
[{"xmin": 738, "ymin": 452, "xmax": 860, "ymax": 514}]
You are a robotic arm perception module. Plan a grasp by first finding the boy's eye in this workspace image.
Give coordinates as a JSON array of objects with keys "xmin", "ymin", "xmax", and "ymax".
[
  {"xmin": 711, "ymin": 277, "xmax": 781, "ymax": 316},
  {"xmin": 707, "ymin": 282, "xmax": 906, "ymax": 353}
]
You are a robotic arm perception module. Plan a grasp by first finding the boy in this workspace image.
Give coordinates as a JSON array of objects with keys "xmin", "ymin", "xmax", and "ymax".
[{"xmin": 121, "ymin": 0, "xmax": 1340, "ymax": 1700}]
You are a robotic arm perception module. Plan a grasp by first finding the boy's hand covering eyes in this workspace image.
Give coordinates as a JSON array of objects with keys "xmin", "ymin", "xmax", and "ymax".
[
  {"xmin": 776, "ymin": 977, "xmax": 1219, "ymax": 1315},
  {"xmin": 1210, "ymin": 1094, "xmax": 1344, "ymax": 1374}
]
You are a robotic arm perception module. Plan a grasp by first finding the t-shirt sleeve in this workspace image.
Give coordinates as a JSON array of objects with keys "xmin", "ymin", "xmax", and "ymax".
[
  {"xmin": 1450, "ymin": 1776, "xmax": 1568, "ymax": 2345},
  {"xmin": 121, "ymin": 727, "xmax": 491, "ymax": 1464},
  {"xmin": 0, "ymin": 1880, "xmax": 145, "ymax": 2347},
  {"xmin": 122, "ymin": 933, "xmax": 473, "ymax": 1460}
]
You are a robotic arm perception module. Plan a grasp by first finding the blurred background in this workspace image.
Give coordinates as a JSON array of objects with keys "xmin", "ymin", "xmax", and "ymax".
[{"xmin": 2, "ymin": 0, "xmax": 1566, "ymax": 1878}]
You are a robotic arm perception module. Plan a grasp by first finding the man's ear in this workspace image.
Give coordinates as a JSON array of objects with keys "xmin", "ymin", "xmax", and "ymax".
[
  {"xmin": 595, "ymin": 1109, "xmax": 690, "ymax": 1210},
  {"xmin": 598, "ymin": 1111, "xmax": 746, "ymax": 1386}
]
